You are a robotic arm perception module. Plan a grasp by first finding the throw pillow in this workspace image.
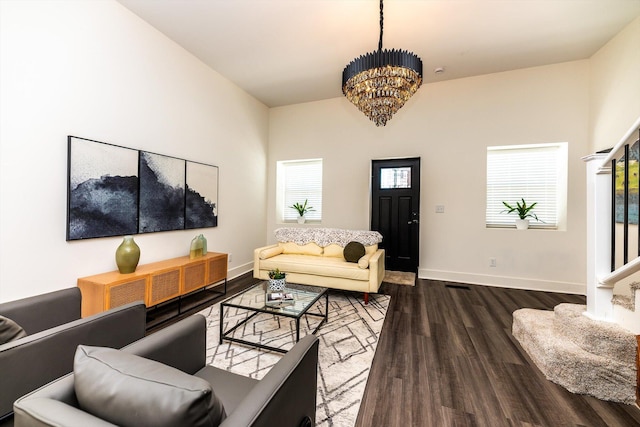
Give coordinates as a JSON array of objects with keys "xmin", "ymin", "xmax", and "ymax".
[
  {"xmin": 0, "ymin": 315, "xmax": 27, "ymax": 344},
  {"xmin": 343, "ymin": 241, "xmax": 366, "ymax": 263},
  {"xmin": 259, "ymin": 246, "xmax": 284, "ymax": 260},
  {"xmin": 74, "ymin": 345, "xmax": 226, "ymax": 427}
]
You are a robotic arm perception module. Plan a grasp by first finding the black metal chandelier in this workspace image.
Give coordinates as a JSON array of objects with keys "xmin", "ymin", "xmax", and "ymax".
[{"xmin": 342, "ymin": 0, "xmax": 423, "ymax": 127}]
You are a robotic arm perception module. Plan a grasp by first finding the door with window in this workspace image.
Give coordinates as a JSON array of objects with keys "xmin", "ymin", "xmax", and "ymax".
[{"xmin": 371, "ymin": 158, "xmax": 420, "ymax": 272}]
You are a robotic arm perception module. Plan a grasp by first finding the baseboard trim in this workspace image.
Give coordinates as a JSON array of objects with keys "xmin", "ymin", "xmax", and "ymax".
[
  {"xmin": 228, "ymin": 261, "xmax": 253, "ymax": 281},
  {"xmin": 418, "ymin": 268, "xmax": 586, "ymax": 295}
]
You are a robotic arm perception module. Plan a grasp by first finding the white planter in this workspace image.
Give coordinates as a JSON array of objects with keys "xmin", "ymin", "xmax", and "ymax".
[
  {"xmin": 297, "ymin": 216, "xmax": 305, "ymax": 224},
  {"xmin": 515, "ymin": 219, "xmax": 530, "ymax": 230},
  {"xmin": 268, "ymin": 277, "xmax": 286, "ymax": 292}
]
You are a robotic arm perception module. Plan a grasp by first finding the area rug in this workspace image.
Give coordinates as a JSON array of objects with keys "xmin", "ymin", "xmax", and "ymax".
[
  {"xmin": 197, "ymin": 291, "xmax": 390, "ymax": 427},
  {"xmin": 384, "ymin": 270, "xmax": 416, "ymax": 286}
]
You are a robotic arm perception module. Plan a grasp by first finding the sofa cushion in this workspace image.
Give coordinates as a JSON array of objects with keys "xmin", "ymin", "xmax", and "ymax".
[
  {"xmin": 279, "ymin": 242, "xmax": 323, "ymax": 256},
  {"xmin": 323, "ymin": 243, "xmax": 344, "ymax": 258},
  {"xmin": 260, "ymin": 255, "xmax": 370, "ymax": 281},
  {"xmin": 259, "ymin": 246, "xmax": 284, "ymax": 260},
  {"xmin": 74, "ymin": 345, "xmax": 226, "ymax": 427},
  {"xmin": 344, "ymin": 241, "xmax": 366, "ymax": 263},
  {"xmin": 0, "ymin": 315, "xmax": 27, "ymax": 344},
  {"xmin": 364, "ymin": 244, "xmax": 378, "ymax": 255}
]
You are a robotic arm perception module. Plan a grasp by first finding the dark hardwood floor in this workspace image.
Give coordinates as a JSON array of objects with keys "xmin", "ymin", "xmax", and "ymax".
[
  {"xmin": 357, "ymin": 279, "xmax": 640, "ymax": 427},
  {"xmin": 148, "ymin": 275, "xmax": 640, "ymax": 426}
]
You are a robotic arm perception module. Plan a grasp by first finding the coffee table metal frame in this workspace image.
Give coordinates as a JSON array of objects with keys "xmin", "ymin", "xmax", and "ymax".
[{"xmin": 219, "ymin": 282, "xmax": 329, "ymax": 353}]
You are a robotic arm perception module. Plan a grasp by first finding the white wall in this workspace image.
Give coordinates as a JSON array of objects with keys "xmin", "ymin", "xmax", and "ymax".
[
  {"xmin": 0, "ymin": 0, "xmax": 269, "ymax": 302},
  {"xmin": 269, "ymin": 61, "xmax": 590, "ymax": 294},
  {"xmin": 590, "ymin": 16, "xmax": 640, "ymax": 152}
]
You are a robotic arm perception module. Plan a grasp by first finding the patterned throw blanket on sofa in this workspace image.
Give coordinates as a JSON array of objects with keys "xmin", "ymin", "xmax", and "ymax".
[{"xmin": 274, "ymin": 227, "xmax": 382, "ymax": 247}]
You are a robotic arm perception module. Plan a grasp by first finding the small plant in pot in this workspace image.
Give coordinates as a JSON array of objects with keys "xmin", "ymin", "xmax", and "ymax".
[
  {"xmin": 502, "ymin": 199, "xmax": 540, "ymax": 230},
  {"xmin": 289, "ymin": 199, "xmax": 315, "ymax": 224},
  {"xmin": 268, "ymin": 268, "xmax": 287, "ymax": 292}
]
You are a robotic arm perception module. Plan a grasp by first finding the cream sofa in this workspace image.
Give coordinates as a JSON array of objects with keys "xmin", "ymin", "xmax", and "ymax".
[{"xmin": 254, "ymin": 228, "xmax": 385, "ymax": 303}]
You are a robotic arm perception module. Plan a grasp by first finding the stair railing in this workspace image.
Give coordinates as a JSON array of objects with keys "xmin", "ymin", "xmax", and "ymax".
[{"xmin": 585, "ymin": 117, "xmax": 640, "ymax": 321}]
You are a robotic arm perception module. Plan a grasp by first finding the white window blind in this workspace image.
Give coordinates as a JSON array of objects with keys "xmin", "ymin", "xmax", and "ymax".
[
  {"xmin": 279, "ymin": 159, "xmax": 322, "ymax": 221},
  {"xmin": 486, "ymin": 144, "xmax": 565, "ymax": 228}
]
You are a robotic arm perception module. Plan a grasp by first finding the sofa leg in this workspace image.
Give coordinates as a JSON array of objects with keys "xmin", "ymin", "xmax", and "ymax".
[{"xmin": 364, "ymin": 292, "xmax": 369, "ymax": 305}]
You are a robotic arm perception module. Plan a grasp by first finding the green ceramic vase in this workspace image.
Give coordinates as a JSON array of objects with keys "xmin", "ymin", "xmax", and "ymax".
[
  {"xmin": 115, "ymin": 235, "xmax": 140, "ymax": 274},
  {"xmin": 198, "ymin": 234, "xmax": 207, "ymax": 255},
  {"xmin": 190, "ymin": 235, "xmax": 203, "ymax": 259}
]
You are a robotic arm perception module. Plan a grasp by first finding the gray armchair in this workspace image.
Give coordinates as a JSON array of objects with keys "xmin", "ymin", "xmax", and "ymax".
[
  {"xmin": 14, "ymin": 314, "xmax": 319, "ymax": 427},
  {"xmin": 0, "ymin": 288, "xmax": 147, "ymax": 426}
]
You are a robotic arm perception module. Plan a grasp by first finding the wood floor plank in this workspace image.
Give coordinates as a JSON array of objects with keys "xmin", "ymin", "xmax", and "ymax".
[{"xmin": 356, "ymin": 279, "xmax": 640, "ymax": 427}]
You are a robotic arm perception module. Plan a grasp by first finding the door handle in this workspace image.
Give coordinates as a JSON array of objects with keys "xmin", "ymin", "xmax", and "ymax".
[{"xmin": 407, "ymin": 220, "xmax": 419, "ymax": 224}]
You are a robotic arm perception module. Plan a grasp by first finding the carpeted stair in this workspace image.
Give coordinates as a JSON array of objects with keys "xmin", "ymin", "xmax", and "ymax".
[{"xmin": 512, "ymin": 303, "xmax": 637, "ymax": 404}]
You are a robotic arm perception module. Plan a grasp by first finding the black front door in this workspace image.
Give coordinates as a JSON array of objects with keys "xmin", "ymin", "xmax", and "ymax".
[{"xmin": 371, "ymin": 158, "xmax": 420, "ymax": 272}]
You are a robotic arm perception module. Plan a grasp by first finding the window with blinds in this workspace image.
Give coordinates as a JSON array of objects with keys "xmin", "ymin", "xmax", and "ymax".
[
  {"xmin": 277, "ymin": 159, "xmax": 322, "ymax": 222},
  {"xmin": 486, "ymin": 143, "xmax": 567, "ymax": 229}
]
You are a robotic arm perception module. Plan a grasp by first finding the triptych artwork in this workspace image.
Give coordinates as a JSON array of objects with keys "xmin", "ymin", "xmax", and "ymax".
[{"xmin": 67, "ymin": 136, "xmax": 218, "ymax": 240}]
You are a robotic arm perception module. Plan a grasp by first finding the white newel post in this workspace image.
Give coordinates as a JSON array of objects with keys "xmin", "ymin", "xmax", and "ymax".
[{"xmin": 583, "ymin": 153, "xmax": 614, "ymax": 321}]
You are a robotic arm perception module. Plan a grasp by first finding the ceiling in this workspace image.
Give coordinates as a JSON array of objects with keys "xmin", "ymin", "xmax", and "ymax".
[{"xmin": 117, "ymin": 0, "xmax": 640, "ymax": 108}]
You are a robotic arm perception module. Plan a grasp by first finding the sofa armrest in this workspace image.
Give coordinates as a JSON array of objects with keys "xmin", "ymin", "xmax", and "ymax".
[
  {"xmin": 220, "ymin": 335, "xmax": 319, "ymax": 427},
  {"xmin": 254, "ymin": 244, "xmax": 279, "ymax": 278},
  {"xmin": 0, "ymin": 301, "xmax": 146, "ymax": 419},
  {"xmin": 122, "ymin": 314, "xmax": 207, "ymax": 375},
  {"xmin": 368, "ymin": 249, "xmax": 386, "ymax": 293},
  {"xmin": 0, "ymin": 288, "xmax": 81, "ymax": 335}
]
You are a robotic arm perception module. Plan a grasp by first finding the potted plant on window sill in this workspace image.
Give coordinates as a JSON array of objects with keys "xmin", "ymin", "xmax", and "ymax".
[
  {"xmin": 502, "ymin": 199, "xmax": 540, "ymax": 230},
  {"xmin": 289, "ymin": 199, "xmax": 315, "ymax": 224}
]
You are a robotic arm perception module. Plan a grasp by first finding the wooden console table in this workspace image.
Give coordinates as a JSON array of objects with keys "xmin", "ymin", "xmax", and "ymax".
[{"xmin": 77, "ymin": 252, "xmax": 227, "ymax": 317}]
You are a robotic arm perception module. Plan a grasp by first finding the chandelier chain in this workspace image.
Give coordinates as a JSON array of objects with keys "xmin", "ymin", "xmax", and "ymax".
[{"xmin": 378, "ymin": 0, "xmax": 384, "ymax": 52}]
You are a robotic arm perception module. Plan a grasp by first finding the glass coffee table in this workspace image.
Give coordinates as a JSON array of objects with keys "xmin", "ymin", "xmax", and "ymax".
[{"xmin": 219, "ymin": 282, "xmax": 328, "ymax": 353}]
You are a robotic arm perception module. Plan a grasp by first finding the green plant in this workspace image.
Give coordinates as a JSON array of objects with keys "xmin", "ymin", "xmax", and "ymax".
[
  {"xmin": 502, "ymin": 198, "xmax": 539, "ymax": 221},
  {"xmin": 289, "ymin": 199, "xmax": 315, "ymax": 217},
  {"xmin": 268, "ymin": 268, "xmax": 286, "ymax": 280}
]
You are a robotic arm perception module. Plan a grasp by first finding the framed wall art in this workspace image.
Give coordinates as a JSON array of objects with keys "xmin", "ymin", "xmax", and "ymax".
[{"xmin": 66, "ymin": 136, "xmax": 219, "ymax": 240}]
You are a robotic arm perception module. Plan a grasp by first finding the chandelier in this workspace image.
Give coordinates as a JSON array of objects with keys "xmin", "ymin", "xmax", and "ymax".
[{"xmin": 342, "ymin": 0, "xmax": 423, "ymax": 127}]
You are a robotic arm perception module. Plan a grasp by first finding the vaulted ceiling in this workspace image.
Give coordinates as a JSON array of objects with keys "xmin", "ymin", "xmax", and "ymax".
[{"xmin": 117, "ymin": 0, "xmax": 640, "ymax": 108}]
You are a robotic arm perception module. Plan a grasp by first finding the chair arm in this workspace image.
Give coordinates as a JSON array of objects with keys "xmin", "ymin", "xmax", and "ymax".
[
  {"xmin": 122, "ymin": 314, "xmax": 207, "ymax": 375},
  {"xmin": 0, "ymin": 288, "xmax": 81, "ymax": 335},
  {"xmin": 220, "ymin": 335, "xmax": 319, "ymax": 427},
  {"xmin": 14, "ymin": 397, "xmax": 117, "ymax": 427},
  {"xmin": 0, "ymin": 302, "xmax": 146, "ymax": 419}
]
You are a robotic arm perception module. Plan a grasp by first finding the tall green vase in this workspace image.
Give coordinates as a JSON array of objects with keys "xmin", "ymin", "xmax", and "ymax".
[{"xmin": 115, "ymin": 235, "xmax": 140, "ymax": 274}]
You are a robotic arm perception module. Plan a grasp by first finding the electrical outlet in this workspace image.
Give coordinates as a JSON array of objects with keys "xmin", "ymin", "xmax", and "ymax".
[
  {"xmin": 228, "ymin": 253, "xmax": 232, "ymax": 263},
  {"xmin": 489, "ymin": 257, "xmax": 497, "ymax": 267},
  {"xmin": 435, "ymin": 205, "xmax": 445, "ymax": 213}
]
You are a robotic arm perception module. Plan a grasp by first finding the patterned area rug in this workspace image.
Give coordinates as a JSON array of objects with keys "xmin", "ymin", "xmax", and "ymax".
[
  {"xmin": 384, "ymin": 270, "xmax": 416, "ymax": 286},
  {"xmin": 197, "ymin": 290, "xmax": 390, "ymax": 427}
]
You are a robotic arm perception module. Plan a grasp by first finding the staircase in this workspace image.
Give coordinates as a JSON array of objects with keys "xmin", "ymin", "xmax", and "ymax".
[
  {"xmin": 513, "ymin": 303, "xmax": 637, "ymax": 404},
  {"xmin": 613, "ymin": 282, "xmax": 640, "ymax": 331}
]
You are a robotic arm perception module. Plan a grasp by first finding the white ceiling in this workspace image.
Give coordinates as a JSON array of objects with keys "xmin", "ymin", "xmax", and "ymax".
[{"xmin": 117, "ymin": 0, "xmax": 640, "ymax": 108}]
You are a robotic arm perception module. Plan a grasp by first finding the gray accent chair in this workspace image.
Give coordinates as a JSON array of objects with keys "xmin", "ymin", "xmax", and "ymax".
[
  {"xmin": 0, "ymin": 288, "xmax": 147, "ymax": 426},
  {"xmin": 14, "ymin": 314, "xmax": 319, "ymax": 427}
]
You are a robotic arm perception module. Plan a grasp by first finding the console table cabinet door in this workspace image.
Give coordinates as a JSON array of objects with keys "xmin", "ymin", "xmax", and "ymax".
[
  {"xmin": 78, "ymin": 274, "xmax": 148, "ymax": 317},
  {"xmin": 207, "ymin": 254, "xmax": 228, "ymax": 284},
  {"xmin": 148, "ymin": 268, "xmax": 181, "ymax": 306},
  {"xmin": 182, "ymin": 260, "xmax": 207, "ymax": 294}
]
